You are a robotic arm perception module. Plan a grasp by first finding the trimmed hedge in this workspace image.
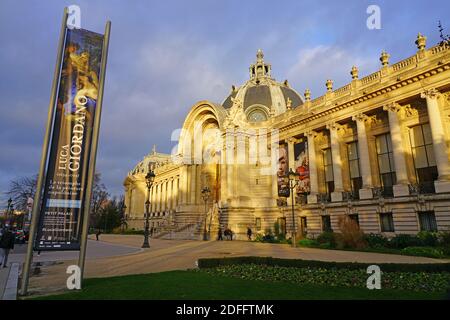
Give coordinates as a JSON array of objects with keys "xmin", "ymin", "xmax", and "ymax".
[{"xmin": 197, "ymin": 256, "xmax": 450, "ymax": 273}]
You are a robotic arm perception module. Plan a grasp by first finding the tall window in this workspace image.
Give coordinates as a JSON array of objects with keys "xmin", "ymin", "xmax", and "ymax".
[
  {"xmin": 418, "ymin": 211, "xmax": 438, "ymax": 232},
  {"xmin": 322, "ymin": 148, "xmax": 334, "ymax": 198},
  {"xmin": 255, "ymin": 218, "xmax": 261, "ymax": 231},
  {"xmin": 347, "ymin": 142, "xmax": 363, "ymax": 199},
  {"xmin": 300, "ymin": 217, "xmax": 307, "ymax": 235},
  {"xmin": 376, "ymin": 134, "xmax": 396, "ymax": 197},
  {"xmin": 409, "ymin": 123, "xmax": 438, "ymax": 193},
  {"xmin": 322, "ymin": 215, "xmax": 332, "ymax": 232},
  {"xmin": 379, "ymin": 212, "xmax": 395, "ymax": 232},
  {"xmin": 277, "ymin": 217, "xmax": 286, "ymax": 235},
  {"xmin": 348, "ymin": 214, "xmax": 359, "ymax": 226}
]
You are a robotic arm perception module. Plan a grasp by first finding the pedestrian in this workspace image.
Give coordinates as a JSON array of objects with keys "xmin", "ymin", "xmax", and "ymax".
[
  {"xmin": 217, "ymin": 227, "xmax": 223, "ymax": 241},
  {"xmin": 247, "ymin": 227, "xmax": 252, "ymax": 241},
  {"xmin": 95, "ymin": 229, "xmax": 102, "ymax": 241},
  {"xmin": 0, "ymin": 227, "xmax": 15, "ymax": 268}
]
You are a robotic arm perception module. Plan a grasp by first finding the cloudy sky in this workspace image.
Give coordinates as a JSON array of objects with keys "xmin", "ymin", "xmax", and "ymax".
[{"xmin": 0, "ymin": 0, "xmax": 448, "ymax": 205}]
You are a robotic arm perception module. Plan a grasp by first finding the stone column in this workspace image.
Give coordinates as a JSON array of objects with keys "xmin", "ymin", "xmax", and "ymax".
[
  {"xmin": 421, "ymin": 89, "xmax": 450, "ymax": 193},
  {"xmin": 305, "ymin": 130, "xmax": 318, "ymax": 203},
  {"xmin": 352, "ymin": 113, "xmax": 373, "ymax": 199},
  {"xmin": 157, "ymin": 183, "xmax": 162, "ymax": 212},
  {"xmin": 190, "ymin": 165, "xmax": 197, "ymax": 204},
  {"xmin": 180, "ymin": 165, "xmax": 188, "ymax": 204},
  {"xmin": 226, "ymin": 140, "xmax": 235, "ymax": 202},
  {"xmin": 326, "ymin": 122, "xmax": 344, "ymax": 202},
  {"xmin": 383, "ymin": 103, "xmax": 410, "ymax": 197}
]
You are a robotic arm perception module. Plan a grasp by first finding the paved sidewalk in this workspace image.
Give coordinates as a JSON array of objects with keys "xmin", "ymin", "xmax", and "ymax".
[
  {"xmin": 0, "ymin": 266, "xmax": 9, "ymax": 298},
  {"xmin": 26, "ymin": 234, "xmax": 450, "ymax": 297}
]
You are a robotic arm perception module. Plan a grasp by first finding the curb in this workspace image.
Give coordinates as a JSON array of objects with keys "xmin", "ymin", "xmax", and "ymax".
[{"xmin": 2, "ymin": 263, "xmax": 19, "ymax": 300}]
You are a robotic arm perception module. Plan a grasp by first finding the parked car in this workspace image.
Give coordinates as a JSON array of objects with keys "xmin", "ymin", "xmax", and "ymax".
[{"xmin": 14, "ymin": 229, "xmax": 26, "ymax": 244}]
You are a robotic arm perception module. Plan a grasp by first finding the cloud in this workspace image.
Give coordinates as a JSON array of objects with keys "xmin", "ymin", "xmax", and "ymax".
[{"xmin": 287, "ymin": 45, "xmax": 379, "ymax": 99}]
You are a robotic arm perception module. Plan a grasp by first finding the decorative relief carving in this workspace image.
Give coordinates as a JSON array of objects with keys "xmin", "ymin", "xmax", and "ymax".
[
  {"xmin": 420, "ymin": 88, "xmax": 440, "ymax": 100},
  {"xmin": 224, "ymin": 97, "xmax": 247, "ymax": 129}
]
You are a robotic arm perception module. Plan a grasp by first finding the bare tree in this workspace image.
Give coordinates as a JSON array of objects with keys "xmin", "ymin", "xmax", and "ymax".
[
  {"xmin": 6, "ymin": 175, "xmax": 37, "ymax": 211},
  {"xmin": 438, "ymin": 21, "xmax": 450, "ymax": 48},
  {"xmin": 90, "ymin": 172, "xmax": 109, "ymax": 228}
]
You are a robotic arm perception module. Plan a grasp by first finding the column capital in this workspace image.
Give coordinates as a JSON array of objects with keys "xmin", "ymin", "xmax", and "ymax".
[
  {"xmin": 326, "ymin": 121, "xmax": 343, "ymax": 131},
  {"xmin": 305, "ymin": 129, "xmax": 317, "ymax": 138},
  {"xmin": 421, "ymin": 88, "xmax": 441, "ymax": 100},
  {"xmin": 351, "ymin": 113, "xmax": 370, "ymax": 123},
  {"xmin": 383, "ymin": 102, "xmax": 402, "ymax": 113},
  {"xmin": 287, "ymin": 137, "xmax": 297, "ymax": 144}
]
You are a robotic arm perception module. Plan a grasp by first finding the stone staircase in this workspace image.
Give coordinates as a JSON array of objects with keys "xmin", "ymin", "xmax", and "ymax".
[{"xmin": 152, "ymin": 204, "xmax": 221, "ymax": 240}]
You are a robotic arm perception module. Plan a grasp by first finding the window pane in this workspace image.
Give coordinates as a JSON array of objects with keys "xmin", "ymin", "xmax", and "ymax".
[
  {"xmin": 410, "ymin": 126, "xmax": 424, "ymax": 148},
  {"xmin": 423, "ymin": 123, "xmax": 433, "ymax": 145},
  {"xmin": 426, "ymin": 145, "xmax": 436, "ymax": 166},
  {"xmin": 413, "ymin": 146, "xmax": 428, "ymax": 168},
  {"xmin": 388, "ymin": 153, "xmax": 395, "ymax": 171},
  {"xmin": 381, "ymin": 173, "xmax": 394, "ymax": 188},
  {"xmin": 325, "ymin": 166, "xmax": 334, "ymax": 181},
  {"xmin": 386, "ymin": 134, "xmax": 393, "ymax": 152},
  {"xmin": 376, "ymin": 135, "xmax": 388, "ymax": 154},
  {"xmin": 349, "ymin": 160, "xmax": 360, "ymax": 178},
  {"xmin": 347, "ymin": 142, "xmax": 358, "ymax": 160},
  {"xmin": 378, "ymin": 154, "xmax": 391, "ymax": 173},
  {"xmin": 323, "ymin": 149, "xmax": 332, "ymax": 165}
]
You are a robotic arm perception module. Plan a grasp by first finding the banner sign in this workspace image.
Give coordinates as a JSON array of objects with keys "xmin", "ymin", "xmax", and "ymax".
[
  {"xmin": 277, "ymin": 143, "xmax": 290, "ymax": 198},
  {"xmin": 294, "ymin": 138, "xmax": 310, "ymax": 194},
  {"xmin": 35, "ymin": 28, "xmax": 104, "ymax": 250}
]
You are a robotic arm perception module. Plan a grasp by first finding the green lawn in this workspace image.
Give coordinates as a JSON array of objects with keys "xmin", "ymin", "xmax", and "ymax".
[{"xmin": 31, "ymin": 270, "xmax": 446, "ymax": 300}]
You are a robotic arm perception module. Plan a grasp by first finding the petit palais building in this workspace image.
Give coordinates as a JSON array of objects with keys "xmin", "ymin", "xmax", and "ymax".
[{"xmin": 124, "ymin": 35, "xmax": 450, "ymax": 240}]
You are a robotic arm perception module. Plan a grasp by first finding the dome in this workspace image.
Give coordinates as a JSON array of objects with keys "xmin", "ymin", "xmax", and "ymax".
[{"xmin": 222, "ymin": 49, "xmax": 304, "ymax": 121}]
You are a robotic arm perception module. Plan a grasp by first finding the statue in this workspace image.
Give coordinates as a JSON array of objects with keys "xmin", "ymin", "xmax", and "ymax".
[{"xmin": 224, "ymin": 97, "xmax": 247, "ymax": 128}]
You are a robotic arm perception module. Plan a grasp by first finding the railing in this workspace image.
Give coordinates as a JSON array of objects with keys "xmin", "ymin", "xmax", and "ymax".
[
  {"xmin": 430, "ymin": 44, "xmax": 448, "ymax": 55},
  {"xmin": 391, "ymin": 56, "xmax": 417, "ymax": 72},
  {"xmin": 333, "ymin": 84, "xmax": 351, "ymax": 97},
  {"xmin": 409, "ymin": 182, "xmax": 435, "ymax": 195},
  {"xmin": 310, "ymin": 96, "xmax": 325, "ymax": 108},
  {"xmin": 360, "ymin": 71, "xmax": 380, "ymax": 86}
]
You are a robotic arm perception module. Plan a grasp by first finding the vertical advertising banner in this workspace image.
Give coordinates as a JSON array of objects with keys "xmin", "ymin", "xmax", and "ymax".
[
  {"xmin": 294, "ymin": 138, "xmax": 310, "ymax": 194},
  {"xmin": 277, "ymin": 143, "xmax": 290, "ymax": 198},
  {"xmin": 35, "ymin": 28, "xmax": 104, "ymax": 250}
]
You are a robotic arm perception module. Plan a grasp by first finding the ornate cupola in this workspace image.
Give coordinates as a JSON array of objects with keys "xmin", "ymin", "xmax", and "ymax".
[{"xmin": 249, "ymin": 49, "xmax": 272, "ymax": 81}]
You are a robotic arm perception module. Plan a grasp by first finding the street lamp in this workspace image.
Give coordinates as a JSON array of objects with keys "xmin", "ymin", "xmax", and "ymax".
[
  {"xmin": 6, "ymin": 198, "xmax": 12, "ymax": 220},
  {"xmin": 142, "ymin": 169, "xmax": 155, "ymax": 248},
  {"xmin": 121, "ymin": 204, "xmax": 127, "ymax": 233},
  {"xmin": 201, "ymin": 186, "xmax": 211, "ymax": 241},
  {"xmin": 285, "ymin": 168, "xmax": 300, "ymax": 247}
]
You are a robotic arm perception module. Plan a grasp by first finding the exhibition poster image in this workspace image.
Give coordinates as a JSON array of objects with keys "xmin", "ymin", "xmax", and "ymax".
[
  {"xmin": 294, "ymin": 138, "xmax": 310, "ymax": 194},
  {"xmin": 35, "ymin": 28, "xmax": 104, "ymax": 251},
  {"xmin": 277, "ymin": 143, "xmax": 290, "ymax": 198}
]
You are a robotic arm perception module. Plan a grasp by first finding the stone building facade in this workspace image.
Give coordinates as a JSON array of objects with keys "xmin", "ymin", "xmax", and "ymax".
[{"xmin": 124, "ymin": 35, "xmax": 450, "ymax": 240}]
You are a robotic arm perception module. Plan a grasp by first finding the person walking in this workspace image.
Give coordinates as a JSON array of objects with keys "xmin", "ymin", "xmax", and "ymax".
[
  {"xmin": 217, "ymin": 227, "xmax": 223, "ymax": 241},
  {"xmin": 247, "ymin": 227, "xmax": 252, "ymax": 241},
  {"xmin": 95, "ymin": 229, "xmax": 102, "ymax": 241},
  {"xmin": 0, "ymin": 227, "xmax": 15, "ymax": 268}
]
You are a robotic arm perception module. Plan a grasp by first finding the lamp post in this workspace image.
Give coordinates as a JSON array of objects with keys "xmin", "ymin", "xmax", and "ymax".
[
  {"xmin": 285, "ymin": 168, "xmax": 300, "ymax": 247},
  {"xmin": 201, "ymin": 186, "xmax": 211, "ymax": 241},
  {"xmin": 142, "ymin": 169, "xmax": 155, "ymax": 248},
  {"xmin": 6, "ymin": 198, "xmax": 12, "ymax": 221},
  {"xmin": 121, "ymin": 204, "xmax": 127, "ymax": 233}
]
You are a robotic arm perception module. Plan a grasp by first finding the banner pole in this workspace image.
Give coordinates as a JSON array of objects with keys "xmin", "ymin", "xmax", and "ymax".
[
  {"xmin": 20, "ymin": 7, "xmax": 69, "ymax": 296},
  {"xmin": 77, "ymin": 20, "xmax": 111, "ymax": 286}
]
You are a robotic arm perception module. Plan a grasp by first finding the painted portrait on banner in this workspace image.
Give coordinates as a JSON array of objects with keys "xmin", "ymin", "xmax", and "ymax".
[
  {"xmin": 277, "ymin": 143, "xmax": 290, "ymax": 198},
  {"xmin": 294, "ymin": 138, "xmax": 310, "ymax": 194}
]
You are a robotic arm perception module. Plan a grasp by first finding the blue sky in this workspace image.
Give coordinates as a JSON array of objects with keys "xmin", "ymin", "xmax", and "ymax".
[{"xmin": 0, "ymin": 0, "xmax": 448, "ymax": 204}]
